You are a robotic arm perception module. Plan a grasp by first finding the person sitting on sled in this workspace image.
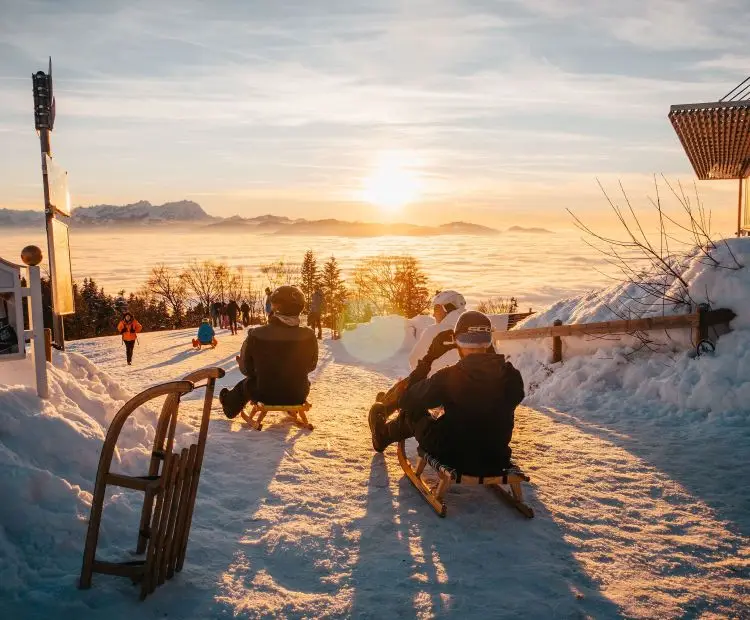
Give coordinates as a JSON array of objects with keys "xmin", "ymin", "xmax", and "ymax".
[
  {"xmin": 368, "ymin": 310, "xmax": 524, "ymax": 474},
  {"xmin": 409, "ymin": 290, "xmax": 466, "ymax": 377},
  {"xmin": 219, "ymin": 285, "xmax": 318, "ymax": 418},
  {"xmin": 192, "ymin": 318, "xmax": 217, "ymax": 349}
]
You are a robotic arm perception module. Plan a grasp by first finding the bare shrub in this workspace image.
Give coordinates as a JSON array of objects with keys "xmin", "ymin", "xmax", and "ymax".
[
  {"xmin": 353, "ymin": 255, "xmax": 430, "ymax": 318},
  {"xmin": 477, "ymin": 296, "xmax": 518, "ymax": 314}
]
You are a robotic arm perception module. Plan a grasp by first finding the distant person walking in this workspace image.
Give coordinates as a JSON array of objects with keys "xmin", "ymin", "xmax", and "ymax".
[
  {"xmin": 264, "ymin": 287, "xmax": 273, "ymax": 323},
  {"xmin": 218, "ymin": 301, "xmax": 227, "ymax": 329},
  {"xmin": 210, "ymin": 300, "xmax": 221, "ymax": 328},
  {"xmin": 117, "ymin": 312, "xmax": 142, "ymax": 366},
  {"xmin": 226, "ymin": 299, "xmax": 240, "ymax": 335},
  {"xmin": 308, "ymin": 286, "xmax": 324, "ymax": 340},
  {"xmin": 240, "ymin": 300, "xmax": 251, "ymax": 327}
]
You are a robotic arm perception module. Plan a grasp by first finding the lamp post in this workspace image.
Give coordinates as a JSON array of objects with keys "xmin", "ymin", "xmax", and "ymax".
[{"xmin": 32, "ymin": 58, "xmax": 67, "ymax": 349}]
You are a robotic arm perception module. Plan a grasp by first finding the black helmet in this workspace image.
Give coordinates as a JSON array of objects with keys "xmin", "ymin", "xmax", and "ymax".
[
  {"xmin": 454, "ymin": 310, "xmax": 493, "ymax": 349},
  {"xmin": 270, "ymin": 285, "xmax": 305, "ymax": 315}
]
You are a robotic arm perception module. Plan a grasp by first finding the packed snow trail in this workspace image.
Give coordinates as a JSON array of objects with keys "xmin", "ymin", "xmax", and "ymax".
[{"xmin": 1, "ymin": 324, "xmax": 747, "ymax": 619}]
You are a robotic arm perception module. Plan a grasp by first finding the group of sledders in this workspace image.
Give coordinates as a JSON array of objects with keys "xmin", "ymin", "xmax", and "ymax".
[{"xmin": 218, "ymin": 286, "xmax": 525, "ymax": 480}]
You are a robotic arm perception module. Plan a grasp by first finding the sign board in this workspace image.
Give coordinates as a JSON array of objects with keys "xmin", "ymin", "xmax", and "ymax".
[
  {"xmin": 49, "ymin": 218, "xmax": 74, "ymax": 315},
  {"xmin": 45, "ymin": 154, "xmax": 71, "ymax": 216},
  {"xmin": 0, "ymin": 258, "xmax": 26, "ymax": 360}
]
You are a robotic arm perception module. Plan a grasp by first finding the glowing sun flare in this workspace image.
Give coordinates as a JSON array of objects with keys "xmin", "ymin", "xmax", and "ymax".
[{"xmin": 361, "ymin": 162, "xmax": 422, "ymax": 211}]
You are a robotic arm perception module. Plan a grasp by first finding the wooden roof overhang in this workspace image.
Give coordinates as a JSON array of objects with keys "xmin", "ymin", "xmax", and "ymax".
[{"xmin": 669, "ymin": 100, "xmax": 750, "ymax": 180}]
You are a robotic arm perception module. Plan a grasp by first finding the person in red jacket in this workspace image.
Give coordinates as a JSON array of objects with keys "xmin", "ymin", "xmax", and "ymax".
[{"xmin": 117, "ymin": 312, "xmax": 142, "ymax": 365}]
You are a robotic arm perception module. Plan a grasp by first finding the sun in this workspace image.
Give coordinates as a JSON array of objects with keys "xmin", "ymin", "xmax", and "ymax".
[{"xmin": 360, "ymin": 152, "xmax": 422, "ymax": 212}]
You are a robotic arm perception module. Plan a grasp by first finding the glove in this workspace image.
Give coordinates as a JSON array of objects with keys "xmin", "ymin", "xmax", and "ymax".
[
  {"xmin": 422, "ymin": 329, "xmax": 456, "ymax": 363},
  {"xmin": 380, "ymin": 377, "xmax": 409, "ymax": 413}
]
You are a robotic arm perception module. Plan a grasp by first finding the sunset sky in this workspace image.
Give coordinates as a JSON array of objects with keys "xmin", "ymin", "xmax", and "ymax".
[{"xmin": 1, "ymin": 0, "xmax": 748, "ymax": 231}]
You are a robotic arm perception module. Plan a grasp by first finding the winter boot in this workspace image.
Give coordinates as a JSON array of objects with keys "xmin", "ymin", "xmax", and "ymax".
[{"xmin": 368, "ymin": 403, "xmax": 390, "ymax": 453}]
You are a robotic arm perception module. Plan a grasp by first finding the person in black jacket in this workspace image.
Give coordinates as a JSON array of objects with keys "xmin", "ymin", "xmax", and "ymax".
[
  {"xmin": 240, "ymin": 300, "xmax": 251, "ymax": 327},
  {"xmin": 219, "ymin": 286, "xmax": 318, "ymax": 418},
  {"xmin": 368, "ymin": 310, "xmax": 524, "ymax": 474},
  {"xmin": 226, "ymin": 299, "xmax": 240, "ymax": 335}
]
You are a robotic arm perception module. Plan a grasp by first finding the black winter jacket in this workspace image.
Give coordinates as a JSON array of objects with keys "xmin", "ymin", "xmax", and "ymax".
[
  {"xmin": 399, "ymin": 352, "xmax": 524, "ymax": 475},
  {"xmin": 238, "ymin": 317, "xmax": 318, "ymax": 405}
]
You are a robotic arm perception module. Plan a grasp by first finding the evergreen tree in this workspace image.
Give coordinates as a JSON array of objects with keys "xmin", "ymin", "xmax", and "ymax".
[
  {"xmin": 393, "ymin": 256, "xmax": 430, "ymax": 319},
  {"xmin": 300, "ymin": 250, "xmax": 320, "ymax": 311},
  {"xmin": 321, "ymin": 256, "xmax": 348, "ymax": 336}
]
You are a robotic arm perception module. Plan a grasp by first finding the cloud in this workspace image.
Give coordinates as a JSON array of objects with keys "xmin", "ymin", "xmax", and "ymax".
[{"xmin": 0, "ymin": 0, "xmax": 746, "ymax": 222}]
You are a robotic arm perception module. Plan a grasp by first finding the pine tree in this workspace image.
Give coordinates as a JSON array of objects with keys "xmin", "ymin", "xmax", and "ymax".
[
  {"xmin": 321, "ymin": 256, "xmax": 348, "ymax": 337},
  {"xmin": 300, "ymin": 250, "xmax": 320, "ymax": 311}
]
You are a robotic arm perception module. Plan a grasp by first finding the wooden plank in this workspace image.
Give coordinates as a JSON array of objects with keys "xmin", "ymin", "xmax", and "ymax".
[
  {"xmin": 168, "ymin": 444, "xmax": 197, "ymax": 579},
  {"xmin": 494, "ymin": 312, "xmax": 700, "ymax": 342},
  {"xmin": 158, "ymin": 449, "xmax": 186, "ymax": 586},
  {"xmin": 92, "ymin": 560, "xmax": 145, "ymax": 579},
  {"xmin": 152, "ymin": 451, "xmax": 181, "ymax": 590},
  {"xmin": 105, "ymin": 472, "xmax": 159, "ymax": 492}
]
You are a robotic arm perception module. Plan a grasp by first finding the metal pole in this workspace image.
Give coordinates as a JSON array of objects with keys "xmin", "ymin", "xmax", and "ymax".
[
  {"xmin": 738, "ymin": 178, "xmax": 743, "ymax": 238},
  {"xmin": 39, "ymin": 128, "xmax": 65, "ymax": 349}
]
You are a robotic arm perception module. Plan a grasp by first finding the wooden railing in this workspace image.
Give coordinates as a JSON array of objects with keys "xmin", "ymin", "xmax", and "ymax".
[{"xmin": 494, "ymin": 307, "xmax": 736, "ymax": 363}]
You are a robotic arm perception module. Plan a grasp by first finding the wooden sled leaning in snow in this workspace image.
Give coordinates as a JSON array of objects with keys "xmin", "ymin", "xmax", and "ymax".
[
  {"xmin": 79, "ymin": 366, "xmax": 225, "ymax": 599},
  {"xmin": 240, "ymin": 401, "xmax": 314, "ymax": 431},
  {"xmin": 396, "ymin": 440, "xmax": 534, "ymax": 519}
]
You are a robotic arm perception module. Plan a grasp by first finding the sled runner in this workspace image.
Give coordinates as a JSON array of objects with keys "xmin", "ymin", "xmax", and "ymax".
[
  {"xmin": 191, "ymin": 337, "xmax": 217, "ymax": 350},
  {"xmin": 79, "ymin": 366, "xmax": 225, "ymax": 599},
  {"xmin": 396, "ymin": 440, "xmax": 534, "ymax": 518},
  {"xmin": 240, "ymin": 401, "xmax": 314, "ymax": 431}
]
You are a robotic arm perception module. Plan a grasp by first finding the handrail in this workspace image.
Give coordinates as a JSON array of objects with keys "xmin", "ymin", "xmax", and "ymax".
[
  {"xmin": 494, "ymin": 312, "xmax": 700, "ymax": 341},
  {"xmin": 493, "ymin": 307, "xmax": 736, "ymax": 363}
]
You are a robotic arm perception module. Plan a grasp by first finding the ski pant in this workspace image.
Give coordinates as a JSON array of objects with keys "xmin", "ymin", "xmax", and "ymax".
[
  {"xmin": 221, "ymin": 378, "xmax": 259, "ymax": 418},
  {"xmin": 308, "ymin": 311, "xmax": 322, "ymax": 338},
  {"xmin": 211, "ymin": 313, "xmax": 218, "ymax": 328},
  {"xmin": 124, "ymin": 340, "xmax": 135, "ymax": 364},
  {"xmin": 242, "ymin": 312, "xmax": 250, "ymax": 327},
  {"xmin": 228, "ymin": 314, "xmax": 238, "ymax": 335},
  {"xmin": 378, "ymin": 405, "xmax": 436, "ymax": 450}
]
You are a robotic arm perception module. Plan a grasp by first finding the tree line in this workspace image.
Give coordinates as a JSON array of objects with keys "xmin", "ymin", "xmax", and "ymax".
[{"xmin": 44, "ymin": 251, "xmax": 436, "ymax": 340}]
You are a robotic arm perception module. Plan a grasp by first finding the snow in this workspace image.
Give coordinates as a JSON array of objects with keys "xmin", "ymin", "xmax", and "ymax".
[{"xmin": 1, "ymin": 242, "xmax": 749, "ymax": 618}]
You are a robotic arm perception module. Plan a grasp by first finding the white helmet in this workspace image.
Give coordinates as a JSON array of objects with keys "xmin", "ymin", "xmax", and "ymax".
[{"xmin": 432, "ymin": 290, "xmax": 466, "ymax": 314}]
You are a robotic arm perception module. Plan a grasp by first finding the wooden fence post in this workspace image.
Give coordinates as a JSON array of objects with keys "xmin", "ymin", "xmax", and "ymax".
[
  {"xmin": 551, "ymin": 319, "xmax": 563, "ymax": 363},
  {"xmin": 44, "ymin": 328, "xmax": 52, "ymax": 362}
]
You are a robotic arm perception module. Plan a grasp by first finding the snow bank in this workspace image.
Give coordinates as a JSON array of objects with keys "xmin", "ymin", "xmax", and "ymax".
[
  {"xmin": 499, "ymin": 238, "xmax": 750, "ymax": 419},
  {"xmin": 0, "ymin": 351, "xmax": 191, "ymax": 607}
]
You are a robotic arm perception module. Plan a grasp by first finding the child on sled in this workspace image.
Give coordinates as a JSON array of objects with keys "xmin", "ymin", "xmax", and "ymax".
[{"xmin": 192, "ymin": 318, "xmax": 218, "ymax": 350}]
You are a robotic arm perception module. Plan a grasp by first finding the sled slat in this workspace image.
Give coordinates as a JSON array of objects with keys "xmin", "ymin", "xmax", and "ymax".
[
  {"xmin": 92, "ymin": 560, "xmax": 145, "ymax": 580},
  {"xmin": 168, "ymin": 443, "xmax": 197, "ymax": 578},
  {"xmin": 105, "ymin": 472, "xmax": 161, "ymax": 492}
]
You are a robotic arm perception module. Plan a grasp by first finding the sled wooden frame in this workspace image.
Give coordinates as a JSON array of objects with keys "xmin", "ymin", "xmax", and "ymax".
[
  {"xmin": 240, "ymin": 401, "xmax": 314, "ymax": 431},
  {"xmin": 396, "ymin": 441, "xmax": 534, "ymax": 518},
  {"xmin": 79, "ymin": 366, "xmax": 225, "ymax": 599},
  {"xmin": 192, "ymin": 338, "xmax": 217, "ymax": 350}
]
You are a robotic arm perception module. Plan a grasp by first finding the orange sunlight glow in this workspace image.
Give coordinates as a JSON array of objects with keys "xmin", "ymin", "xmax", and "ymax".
[{"xmin": 360, "ymin": 151, "xmax": 423, "ymax": 212}]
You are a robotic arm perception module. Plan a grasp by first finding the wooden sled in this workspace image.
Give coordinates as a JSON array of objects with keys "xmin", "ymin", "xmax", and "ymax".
[
  {"xmin": 240, "ymin": 401, "xmax": 314, "ymax": 431},
  {"xmin": 192, "ymin": 338, "xmax": 217, "ymax": 350},
  {"xmin": 79, "ymin": 367, "xmax": 225, "ymax": 599},
  {"xmin": 396, "ymin": 440, "xmax": 534, "ymax": 519}
]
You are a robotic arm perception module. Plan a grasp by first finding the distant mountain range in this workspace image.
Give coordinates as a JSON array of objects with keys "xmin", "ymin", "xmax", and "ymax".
[{"xmin": 1, "ymin": 201, "xmax": 551, "ymax": 236}]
